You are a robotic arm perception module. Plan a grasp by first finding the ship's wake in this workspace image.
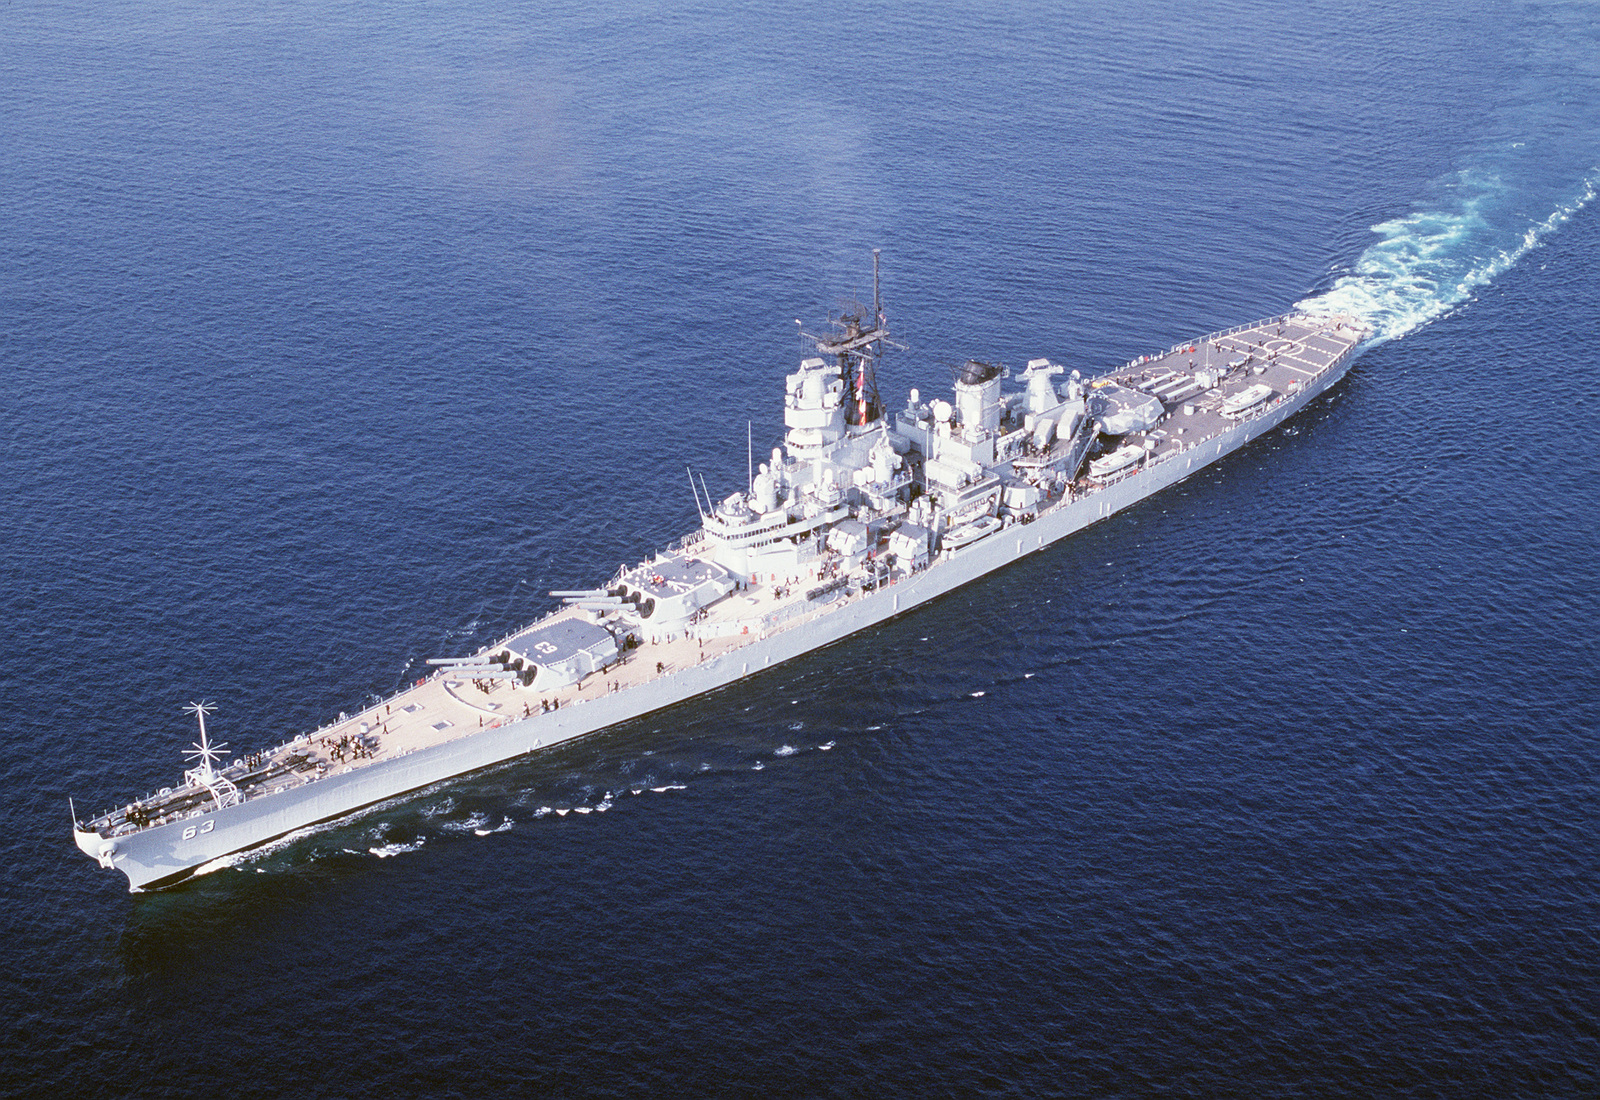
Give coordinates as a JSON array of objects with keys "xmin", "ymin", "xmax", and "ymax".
[
  {"xmin": 1299, "ymin": 0, "xmax": 1600, "ymax": 345},
  {"xmin": 1299, "ymin": 167, "xmax": 1596, "ymax": 344}
]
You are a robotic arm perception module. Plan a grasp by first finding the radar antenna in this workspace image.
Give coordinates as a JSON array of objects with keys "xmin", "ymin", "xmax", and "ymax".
[
  {"xmin": 181, "ymin": 701, "xmax": 244, "ymax": 811},
  {"xmin": 809, "ymin": 249, "xmax": 905, "ymax": 428}
]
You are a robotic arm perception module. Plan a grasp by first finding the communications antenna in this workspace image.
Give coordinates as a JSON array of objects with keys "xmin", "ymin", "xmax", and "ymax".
[
  {"xmin": 182, "ymin": 701, "xmax": 225, "ymax": 782},
  {"xmin": 181, "ymin": 701, "xmax": 244, "ymax": 811},
  {"xmin": 809, "ymin": 249, "xmax": 904, "ymax": 427}
]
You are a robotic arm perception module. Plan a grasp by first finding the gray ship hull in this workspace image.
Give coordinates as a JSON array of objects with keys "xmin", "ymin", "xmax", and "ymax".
[{"xmin": 77, "ymin": 314, "xmax": 1361, "ymax": 891}]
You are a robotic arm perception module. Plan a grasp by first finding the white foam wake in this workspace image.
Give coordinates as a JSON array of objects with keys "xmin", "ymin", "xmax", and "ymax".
[{"xmin": 1299, "ymin": 169, "xmax": 1597, "ymax": 344}]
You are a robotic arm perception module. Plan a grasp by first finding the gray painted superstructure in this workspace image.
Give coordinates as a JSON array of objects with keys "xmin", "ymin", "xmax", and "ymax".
[{"xmin": 74, "ymin": 294, "xmax": 1366, "ymax": 891}]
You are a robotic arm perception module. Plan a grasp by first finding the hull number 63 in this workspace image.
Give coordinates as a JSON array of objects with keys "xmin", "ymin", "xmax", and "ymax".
[{"xmin": 182, "ymin": 820, "xmax": 216, "ymax": 841}]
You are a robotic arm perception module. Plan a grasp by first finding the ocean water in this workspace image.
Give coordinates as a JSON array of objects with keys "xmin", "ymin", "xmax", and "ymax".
[{"xmin": 3, "ymin": 0, "xmax": 1598, "ymax": 1095}]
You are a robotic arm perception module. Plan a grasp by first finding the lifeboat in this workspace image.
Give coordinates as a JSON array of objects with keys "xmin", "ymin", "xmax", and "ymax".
[
  {"xmin": 1088, "ymin": 443, "xmax": 1145, "ymax": 479},
  {"xmin": 942, "ymin": 514, "xmax": 1002, "ymax": 551}
]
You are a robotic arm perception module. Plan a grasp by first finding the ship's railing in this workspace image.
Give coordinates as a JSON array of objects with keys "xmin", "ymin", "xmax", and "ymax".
[
  {"xmin": 763, "ymin": 602, "xmax": 808, "ymax": 630},
  {"xmin": 1106, "ymin": 312, "xmax": 1313, "ymax": 377},
  {"xmin": 1165, "ymin": 312, "xmax": 1306, "ymax": 353}
]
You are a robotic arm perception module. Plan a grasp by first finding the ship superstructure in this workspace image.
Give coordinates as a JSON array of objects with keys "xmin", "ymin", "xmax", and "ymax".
[{"xmin": 74, "ymin": 260, "xmax": 1367, "ymax": 890}]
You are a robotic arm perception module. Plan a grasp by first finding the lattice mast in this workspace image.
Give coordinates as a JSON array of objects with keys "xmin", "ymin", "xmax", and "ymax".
[{"xmin": 813, "ymin": 250, "xmax": 893, "ymax": 427}]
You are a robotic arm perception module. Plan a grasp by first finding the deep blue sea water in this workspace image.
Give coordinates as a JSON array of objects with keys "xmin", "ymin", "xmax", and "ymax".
[{"xmin": 4, "ymin": 0, "xmax": 1599, "ymax": 1095}]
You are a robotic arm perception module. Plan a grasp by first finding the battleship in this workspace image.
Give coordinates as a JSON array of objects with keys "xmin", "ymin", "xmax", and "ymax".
[{"xmin": 73, "ymin": 256, "xmax": 1368, "ymax": 890}]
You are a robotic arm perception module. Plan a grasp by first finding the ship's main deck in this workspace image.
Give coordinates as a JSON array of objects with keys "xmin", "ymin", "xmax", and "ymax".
[
  {"xmin": 1086, "ymin": 313, "xmax": 1363, "ymax": 487},
  {"xmin": 80, "ymin": 312, "xmax": 1363, "ymax": 844}
]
